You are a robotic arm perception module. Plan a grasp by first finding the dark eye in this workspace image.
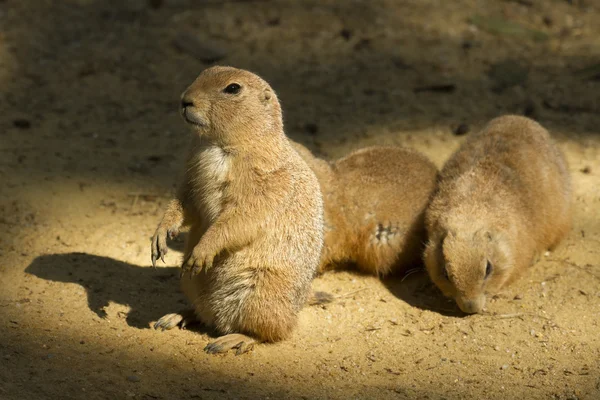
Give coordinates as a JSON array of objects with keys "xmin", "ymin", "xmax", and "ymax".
[
  {"xmin": 485, "ymin": 261, "xmax": 493, "ymax": 278},
  {"xmin": 223, "ymin": 83, "xmax": 241, "ymax": 94}
]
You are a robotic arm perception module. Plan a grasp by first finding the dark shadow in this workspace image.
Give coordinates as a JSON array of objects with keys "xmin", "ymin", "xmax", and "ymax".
[
  {"xmin": 24, "ymin": 252, "xmax": 208, "ymax": 331},
  {"xmin": 382, "ymin": 270, "xmax": 465, "ymax": 318},
  {"xmin": 166, "ymin": 232, "xmax": 186, "ymax": 254},
  {"xmin": 323, "ymin": 264, "xmax": 465, "ymax": 317}
]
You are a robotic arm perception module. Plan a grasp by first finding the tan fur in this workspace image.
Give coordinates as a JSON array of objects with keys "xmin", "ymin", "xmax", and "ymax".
[
  {"xmin": 151, "ymin": 66, "xmax": 323, "ymax": 351},
  {"xmin": 291, "ymin": 141, "xmax": 438, "ymax": 277},
  {"xmin": 424, "ymin": 115, "xmax": 572, "ymax": 313}
]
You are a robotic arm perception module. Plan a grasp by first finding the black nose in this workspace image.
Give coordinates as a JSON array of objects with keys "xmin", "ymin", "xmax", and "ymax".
[{"xmin": 181, "ymin": 99, "xmax": 194, "ymax": 109}]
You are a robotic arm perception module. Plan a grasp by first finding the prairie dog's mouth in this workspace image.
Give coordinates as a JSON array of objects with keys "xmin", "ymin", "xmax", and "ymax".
[{"xmin": 182, "ymin": 107, "xmax": 208, "ymax": 127}]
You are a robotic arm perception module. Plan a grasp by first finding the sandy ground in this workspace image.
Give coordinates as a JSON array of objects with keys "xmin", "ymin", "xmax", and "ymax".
[{"xmin": 1, "ymin": 0, "xmax": 599, "ymax": 399}]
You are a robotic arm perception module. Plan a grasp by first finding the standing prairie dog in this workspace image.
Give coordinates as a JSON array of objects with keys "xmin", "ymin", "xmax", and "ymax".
[
  {"xmin": 150, "ymin": 66, "xmax": 324, "ymax": 354},
  {"xmin": 291, "ymin": 141, "xmax": 438, "ymax": 277},
  {"xmin": 424, "ymin": 115, "xmax": 572, "ymax": 314}
]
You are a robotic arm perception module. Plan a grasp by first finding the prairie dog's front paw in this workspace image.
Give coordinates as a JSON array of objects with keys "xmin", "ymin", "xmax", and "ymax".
[
  {"xmin": 182, "ymin": 244, "xmax": 218, "ymax": 276},
  {"xmin": 151, "ymin": 225, "xmax": 180, "ymax": 268},
  {"xmin": 151, "ymin": 228, "xmax": 168, "ymax": 268}
]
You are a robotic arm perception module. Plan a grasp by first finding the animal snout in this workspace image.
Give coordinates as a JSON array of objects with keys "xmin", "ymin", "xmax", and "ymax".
[
  {"xmin": 181, "ymin": 99, "xmax": 194, "ymax": 109},
  {"xmin": 180, "ymin": 97, "xmax": 208, "ymax": 127},
  {"xmin": 456, "ymin": 296, "xmax": 485, "ymax": 314}
]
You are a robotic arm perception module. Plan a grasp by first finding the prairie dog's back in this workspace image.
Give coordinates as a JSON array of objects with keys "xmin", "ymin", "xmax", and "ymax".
[
  {"xmin": 291, "ymin": 140, "xmax": 438, "ymax": 276},
  {"xmin": 335, "ymin": 147, "xmax": 438, "ymax": 223},
  {"xmin": 436, "ymin": 115, "xmax": 571, "ymax": 246},
  {"xmin": 266, "ymin": 147, "xmax": 324, "ymax": 302}
]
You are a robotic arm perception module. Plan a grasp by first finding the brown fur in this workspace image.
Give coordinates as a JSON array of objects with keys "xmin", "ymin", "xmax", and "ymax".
[
  {"xmin": 424, "ymin": 115, "xmax": 572, "ymax": 313},
  {"xmin": 291, "ymin": 141, "xmax": 438, "ymax": 277},
  {"xmin": 151, "ymin": 66, "xmax": 323, "ymax": 352}
]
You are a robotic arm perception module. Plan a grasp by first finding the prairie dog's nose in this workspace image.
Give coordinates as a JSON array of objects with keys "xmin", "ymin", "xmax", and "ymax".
[
  {"xmin": 181, "ymin": 98, "xmax": 194, "ymax": 109},
  {"xmin": 456, "ymin": 296, "xmax": 485, "ymax": 314}
]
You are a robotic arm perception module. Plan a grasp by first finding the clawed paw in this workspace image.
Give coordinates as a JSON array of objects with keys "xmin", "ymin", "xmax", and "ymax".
[
  {"xmin": 153, "ymin": 311, "xmax": 197, "ymax": 331},
  {"xmin": 151, "ymin": 225, "xmax": 181, "ymax": 268},
  {"xmin": 182, "ymin": 247, "xmax": 216, "ymax": 277},
  {"xmin": 204, "ymin": 334, "xmax": 255, "ymax": 355},
  {"xmin": 151, "ymin": 228, "xmax": 168, "ymax": 268}
]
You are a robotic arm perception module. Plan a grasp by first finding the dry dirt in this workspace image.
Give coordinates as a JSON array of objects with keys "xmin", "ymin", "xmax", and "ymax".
[{"xmin": 1, "ymin": 0, "xmax": 599, "ymax": 399}]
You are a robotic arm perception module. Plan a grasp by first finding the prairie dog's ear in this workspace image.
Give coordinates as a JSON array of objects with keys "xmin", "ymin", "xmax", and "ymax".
[{"xmin": 262, "ymin": 88, "xmax": 273, "ymax": 103}]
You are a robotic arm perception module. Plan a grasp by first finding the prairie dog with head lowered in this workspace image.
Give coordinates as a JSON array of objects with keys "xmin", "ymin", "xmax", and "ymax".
[
  {"xmin": 291, "ymin": 141, "xmax": 438, "ymax": 277},
  {"xmin": 151, "ymin": 66, "xmax": 324, "ymax": 354},
  {"xmin": 424, "ymin": 115, "xmax": 572, "ymax": 314}
]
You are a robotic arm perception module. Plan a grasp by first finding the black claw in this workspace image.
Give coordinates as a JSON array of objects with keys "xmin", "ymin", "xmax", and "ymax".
[
  {"xmin": 191, "ymin": 266, "xmax": 201, "ymax": 277},
  {"xmin": 234, "ymin": 343, "xmax": 248, "ymax": 356},
  {"xmin": 204, "ymin": 343, "xmax": 219, "ymax": 354},
  {"xmin": 160, "ymin": 254, "xmax": 165, "ymax": 264}
]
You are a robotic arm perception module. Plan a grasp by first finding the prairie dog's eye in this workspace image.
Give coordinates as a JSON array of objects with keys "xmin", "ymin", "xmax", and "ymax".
[
  {"xmin": 223, "ymin": 83, "xmax": 241, "ymax": 94},
  {"xmin": 485, "ymin": 261, "xmax": 493, "ymax": 278}
]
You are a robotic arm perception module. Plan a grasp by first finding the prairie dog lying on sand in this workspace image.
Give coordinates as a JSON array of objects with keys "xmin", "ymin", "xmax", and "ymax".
[{"xmin": 424, "ymin": 115, "xmax": 572, "ymax": 313}]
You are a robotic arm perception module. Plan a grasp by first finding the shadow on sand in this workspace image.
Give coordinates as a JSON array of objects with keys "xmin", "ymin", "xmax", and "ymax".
[{"xmin": 24, "ymin": 252, "xmax": 211, "ymax": 332}]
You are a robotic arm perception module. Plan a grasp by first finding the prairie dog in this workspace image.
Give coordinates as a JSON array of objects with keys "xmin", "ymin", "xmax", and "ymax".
[
  {"xmin": 291, "ymin": 141, "xmax": 438, "ymax": 277},
  {"xmin": 151, "ymin": 66, "xmax": 324, "ymax": 354},
  {"xmin": 424, "ymin": 115, "xmax": 572, "ymax": 314}
]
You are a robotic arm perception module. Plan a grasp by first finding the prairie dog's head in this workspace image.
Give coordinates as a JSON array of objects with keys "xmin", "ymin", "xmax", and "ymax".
[
  {"xmin": 180, "ymin": 66, "xmax": 282, "ymax": 144},
  {"xmin": 424, "ymin": 226, "xmax": 513, "ymax": 314}
]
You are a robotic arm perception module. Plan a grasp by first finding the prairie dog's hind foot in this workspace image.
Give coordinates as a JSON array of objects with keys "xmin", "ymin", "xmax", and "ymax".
[
  {"xmin": 204, "ymin": 334, "xmax": 256, "ymax": 355},
  {"xmin": 153, "ymin": 309, "xmax": 198, "ymax": 331}
]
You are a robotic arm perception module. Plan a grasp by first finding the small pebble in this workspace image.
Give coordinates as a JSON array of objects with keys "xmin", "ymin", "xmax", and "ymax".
[
  {"xmin": 304, "ymin": 123, "xmax": 319, "ymax": 135},
  {"xmin": 13, "ymin": 119, "xmax": 31, "ymax": 129},
  {"xmin": 340, "ymin": 28, "xmax": 352, "ymax": 40},
  {"xmin": 501, "ymin": 364, "xmax": 509, "ymax": 370},
  {"xmin": 266, "ymin": 17, "xmax": 280, "ymax": 26},
  {"xmin": 172, "ymin": 32, "xmax": 227, "ymax": 63},
  {"xmin": 127, "ymin": 375, "xmax": 140, "ymax": 383},
  {"xmin": 453, "ymin": 123, "xmax": 470, "ymax": 136},
  {"xmin": 523, "ymin": 100, "xmax": 537, "ymax": 118},
  {"xmin": 147, "ymin": 0, "xmax": 163, "ymax": 9}
]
